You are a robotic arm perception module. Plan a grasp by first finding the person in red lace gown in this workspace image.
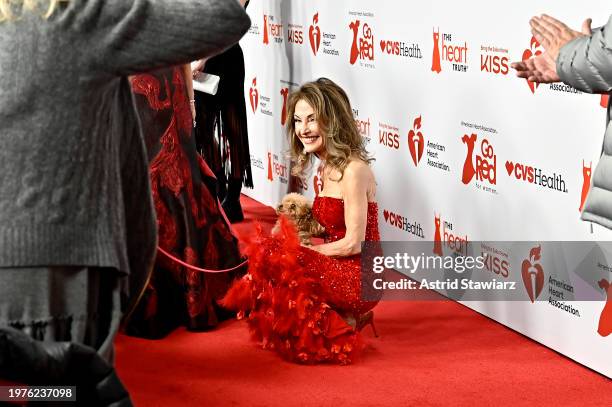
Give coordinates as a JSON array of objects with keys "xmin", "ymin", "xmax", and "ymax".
[
  {"xmin": 223, "ymin": 78, "xmax": 381, "ymax": 364},
  {"xmin": 126, "ymin": 65, "xmax": 245, "ymax": 338}
]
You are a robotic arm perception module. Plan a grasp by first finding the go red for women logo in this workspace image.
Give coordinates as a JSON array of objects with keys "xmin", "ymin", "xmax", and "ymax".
[
  {"xmin": 349, "ymin": 19, "xmax": 374, "ymax": 65},
  {"xmin": 461, "ymin": 134, "xmax": 496, "ymax": 186},
  {"xmin": 309, "ymin": 13, "xmax": 321, "ymax": 56},
  {"xmin": 521, "ymin": 245, "xmax": 544, "ymax": 303},
  {"xmin": 249, "ymin": 78, "xmax": 258, "ymax": 114},
  {"xmin": 522, "ymin": 36, "xmax": 542, "ymax": 94},
  {"xmin": 408, "ymin": 116, "xmax": 424, "ymax": 167}
]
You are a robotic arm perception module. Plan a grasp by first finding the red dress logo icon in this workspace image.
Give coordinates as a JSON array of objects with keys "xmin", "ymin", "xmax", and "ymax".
[
  {"xmin": 313, "ymin": 164, "xmax": 324, "ymax": 195},
  {"xmin": 309, "ymin": 13, "xmax": 321, "ymax": 56},
  {"xmin": 461, "ymin": 133, "xmax": 477, "ymax": 184},
  {"xmin": 263, "ymin": 15, "xmax": 269, "ymax": 44},
  {"xmin": 522, "ymin": 36, "xmax": 542, "ymax": 94},
  {"xmin": 349, "ymin": 20, "xmax": 361, "ymax": 65},
  {"xmin": 408, "ymin": 116, "xmax": 424, "ymax": 166},
  {"xmin": 521, "ymin": 245, "xmax": 544, "ymax": 303},
  {"xmin": 597, "ymin": 279, "xmax": 612, "ymax": 337},
  {"xmin": 579, "ymin": 160, "xmax": 592, "ymax": 212},
  {"xmin": 431, "ymin": 29, "xmax": 441, "ymax": 73},
  {"xmin": 601, "ymin": 95, "xmax": 609, "ymax": 108},
  {"xmin": 249, "ymin": 77, "xmax": 259, "ymax": 114},
  {"xmin": 433, "ymin": 214, "xmax": 443, "ymax": 256},
  {"xmin": 267, "ymin": 152, "xmax": 273, "ymax": 181},
  {"xmin": 280, "ymin": 87, "xmax": 289, "ymax": 125}
]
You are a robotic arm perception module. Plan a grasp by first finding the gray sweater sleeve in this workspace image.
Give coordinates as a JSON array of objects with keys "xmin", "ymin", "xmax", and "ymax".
[
  {"xmin": 62, "ymin": 0, "xmax": 250, "ymax": 75},
  {"xmin": 556, "ymin": 15, "xmax": 612, "ymax": 94}
]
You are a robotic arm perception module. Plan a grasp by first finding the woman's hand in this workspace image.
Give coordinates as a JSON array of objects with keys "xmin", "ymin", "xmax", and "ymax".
[{"xmin": 191, "ymin": 59, "xmax": 207, "ymax": 78}]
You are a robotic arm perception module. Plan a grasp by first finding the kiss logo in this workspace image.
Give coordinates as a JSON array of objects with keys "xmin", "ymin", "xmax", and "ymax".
[
  {"xmin": 522, "ymin": 36, "xmax": 542, "ymax": 94},
  {"xmin": 287, "ymin": 25, "xmax": 303, "ymax": 45},
  {"xmin": 408, "ymin": 116, "xmax": 424, "ymax": 166},
  {"xmin": 263, "ymin": 14, "xmax": 283, "ymax": 45},
  {"xmin": 309, "ymin": 13, "xmax": 321, "ymax": 56},
  {"xmin": 249, "ymin": 78, "xmax": 259, "ymax": 114},
  {"xmin": 597, "ymin": 279, "xmax": 612, "ymax": 337},
  {"xmin": 504, "ymin": 160, "xmax": 568, "ymax": 193},
  {"xmin": 521, "ymin": 245, "xmax": 544, "ymax": 303},
  {"xmin": 280, "ymin": 87, "xmax": 289, "ymax": 125},
  {"xmin": 378, "ymin": 123, "xmax": 400, "ymax": 150},
  {"xmin": 349, "ymin": 20, "xmax": 374, "ymax": 65},
  {"xmin": 480, "ymin": 45, "xmax": 509, "ymax": 75},
  {"xmin": 383, "ymin": 209, "xmax": 425, "ymax": 238},
  {"xmin": 580, "ymin": 160, "xmax": 592, "ymax": 212},
  {"xmin": 461, "ymin": 134, "xmax": 496, "ymax": 186}
]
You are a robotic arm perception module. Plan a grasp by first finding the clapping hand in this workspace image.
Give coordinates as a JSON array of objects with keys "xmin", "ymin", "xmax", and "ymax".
[{"xmin": 511, "ymin": 14, "xmax": 592, "ymax": 84}]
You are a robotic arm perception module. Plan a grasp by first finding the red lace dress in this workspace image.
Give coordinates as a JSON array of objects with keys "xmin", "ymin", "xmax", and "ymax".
[{"xmin": 223, "ymin": 196, "xmax": 381, "ymax": 364}]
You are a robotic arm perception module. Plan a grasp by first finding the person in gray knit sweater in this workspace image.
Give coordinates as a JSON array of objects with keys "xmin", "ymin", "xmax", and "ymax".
[
  {"xmin": 0, "ymin": 0, "xmax": 250, "ymax": 364},
  {"xmin": 512, "ymin": 14, "xmax": 612, "ymax": 229}
]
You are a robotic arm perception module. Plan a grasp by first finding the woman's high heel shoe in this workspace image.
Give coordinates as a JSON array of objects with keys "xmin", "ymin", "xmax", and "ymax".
[{"xmin": 356, "ymin": 311, "xmax": 378, "ymax": 337}]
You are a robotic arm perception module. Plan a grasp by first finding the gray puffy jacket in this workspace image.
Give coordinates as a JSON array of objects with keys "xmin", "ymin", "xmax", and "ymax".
[{"xmin": 557, "ymin": 16, "xmax": 612, "ymax": 229}]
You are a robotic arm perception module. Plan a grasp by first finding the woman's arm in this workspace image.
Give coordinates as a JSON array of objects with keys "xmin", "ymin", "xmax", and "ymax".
[
  {"xmin": 181, "ymin": 64, "xmax": 196, "ymax": 123},
  {"xmin": 311, "ymin": 163, "xmax": 370, "ymax": 257}
]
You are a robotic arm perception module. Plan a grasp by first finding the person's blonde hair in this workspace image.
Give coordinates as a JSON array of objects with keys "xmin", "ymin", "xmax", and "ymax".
[
  {"xmin": 0, "ymin": 0, "xmax": 64, "ymax": 21},
  {"xmin": 286, "ymin": 78, "xmax": 373, "ymax": 180}
]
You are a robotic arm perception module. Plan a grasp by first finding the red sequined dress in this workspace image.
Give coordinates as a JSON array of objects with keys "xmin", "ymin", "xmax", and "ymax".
[{"xmin": 223, "ymin": 196, "xmax": 381, "ymax": 364}]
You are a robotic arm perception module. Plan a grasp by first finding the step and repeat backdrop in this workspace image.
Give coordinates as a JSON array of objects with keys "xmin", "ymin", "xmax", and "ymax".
[{"xmin": 237, "ymin": 1, "xmax": 612, "ymax": 377}]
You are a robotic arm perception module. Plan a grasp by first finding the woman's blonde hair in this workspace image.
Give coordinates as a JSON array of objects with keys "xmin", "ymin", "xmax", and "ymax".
[
  {"xmin": 286, "ymin": 78, "xmax": 373, "ymax": 179},
  {"xmin": 0, "ymin": 0, "xmax": 64, "ymax": 21}
]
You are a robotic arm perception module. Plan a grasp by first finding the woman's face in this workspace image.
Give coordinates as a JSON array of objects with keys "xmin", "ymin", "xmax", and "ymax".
[{"xmin": 294, "ymin": 99, "xmax": 325, "ymax": 156}]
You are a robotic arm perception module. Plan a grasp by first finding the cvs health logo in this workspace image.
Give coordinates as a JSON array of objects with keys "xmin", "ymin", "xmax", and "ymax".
[
  {"xmin": 249, "ymin": 78, "xmax": 259, "ymax": 114},
  {"xmin": 349, "ymin": 20, "xmax": 374, "ymax": 65},
  {"xmin": 383, "ymin": 209, "xmax": 425, "ymax": 238},
  {"xmin": 522, "ymin": 36, "xmax": 542, "ymax": 94},
  {"xmin": 521, "ymin": 245, "xmax": 544, "ymax": 303},
  {"xmin": 309, "ymin": 13, "xmax": 321, "ymax": 56},
  {"xmin": 408, "ymin": 116, "xmax": 424, "ymax": 167},
  {"xmin": 461, "ymin": 134, "xmax": 496, "ymax": 186}
]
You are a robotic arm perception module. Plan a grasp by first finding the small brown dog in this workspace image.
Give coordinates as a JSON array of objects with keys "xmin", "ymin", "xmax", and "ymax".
[{"xmin": 272, "ymin": 193, "xmax": 325, "ymax": 245}]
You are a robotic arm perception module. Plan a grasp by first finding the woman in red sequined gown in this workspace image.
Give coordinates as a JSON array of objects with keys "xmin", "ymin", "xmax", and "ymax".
[
  {"xmin": 126, "ymin": 65, "xmax": 245, "ymax": 338},
  {"xmin": 223, "ymin": 78, "xmax": 381, "ymax": 364}
]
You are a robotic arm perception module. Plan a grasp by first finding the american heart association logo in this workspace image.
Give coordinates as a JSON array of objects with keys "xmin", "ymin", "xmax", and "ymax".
[
  {"xmin": 249, "ymin": 77, "xmax": 259, "ymax": 114},
  {"xmin": 408, "ymin": 116, "xmax": 424, "ymax": 166},
  {"xmin": 521, "ymin": 245, "xmax": 544, "ymax": 303},
  {"xmin": 522, "ymin": 36, "xmax": 542, "ymax": 94},
  {"xmin": 309, "ymin": 13, "xmax": 321, "ymax": 56}
]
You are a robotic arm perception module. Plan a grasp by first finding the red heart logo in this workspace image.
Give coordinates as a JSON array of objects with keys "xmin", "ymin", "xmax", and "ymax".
[
  {"xmin": 380, "ymin": 40, "xmax": 386, "ymax": 52},
  {"xmin": 383, "ymin": 210, "xmax": 390, "ymax": 222},
  {"xmin": 408, "ymin": 129, "xmax": 424, "ymax": 166},
  {"xmin": 505, "ymin": 161, "xmax": 514, "ymax": 176},
  {"xmin": 521, "ymin": 246, "xmax": 544, "ymax": 303}
]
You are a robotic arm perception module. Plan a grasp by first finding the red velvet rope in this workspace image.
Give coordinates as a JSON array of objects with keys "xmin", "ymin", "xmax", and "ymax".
[{"xmin": 157, "ymin": 246, "xmax": 248, "ymax": 273}]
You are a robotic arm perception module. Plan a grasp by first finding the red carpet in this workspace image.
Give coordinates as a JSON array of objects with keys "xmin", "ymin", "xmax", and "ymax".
[{"xmin": 115, "ymin": 195, "xmax": 610, "ymax": 406}]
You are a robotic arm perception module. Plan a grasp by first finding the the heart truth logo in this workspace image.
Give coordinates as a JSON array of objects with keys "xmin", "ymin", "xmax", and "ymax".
[
  {"xmin": 522, "ymin": 36, "xmax": 542, "ymax": 94},
  {"xmin": 521, "ymin": 245, "xmax": 544, "ymax": 303},
  {"xmin": 280, "ymin": 87, "xmax": 289, "ymax": 125},
  {"xmin": 432, "ymin": 29, "xmax": 468, "ymax": 73},
  {"xmin": 433, "ymin": 214, "xmax": 468, "ymax": 257},
  {"xmin": 263, "ymin": 14, "xmax": 283, "ymax": 45},
  {"xmin": 349, "ymin": 19, "xmax": 374, "ymax": 65},
  {"xmin": 309, "ymin": 13, "xmax": 321, "ymax": 56},
  {"xmin": 461, "ymin": 134, "xmax": 496, "ymax": 185},
  {"xmin": 249, "ymin": 78, "xmax": 259, "ymax": 114},
  {"xmin": 598, "ymin": 279, "xmax": 612, "ymax": 337},
  {"xmin": 267, "ymin": 152, "xmax": 289, "ymax": 183},
  {"xmin": 580, "ymin": 160, "xmax": 592, "ymax": 211},
  {"xmin": 408, "ymin": 116, "xmax": 424, "ymax": 166}
]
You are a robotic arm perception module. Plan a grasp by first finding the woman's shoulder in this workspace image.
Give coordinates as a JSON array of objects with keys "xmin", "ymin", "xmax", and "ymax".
[{"xmin": 344, "ymin": 158, "xmax": 373, "ymax": 179}]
